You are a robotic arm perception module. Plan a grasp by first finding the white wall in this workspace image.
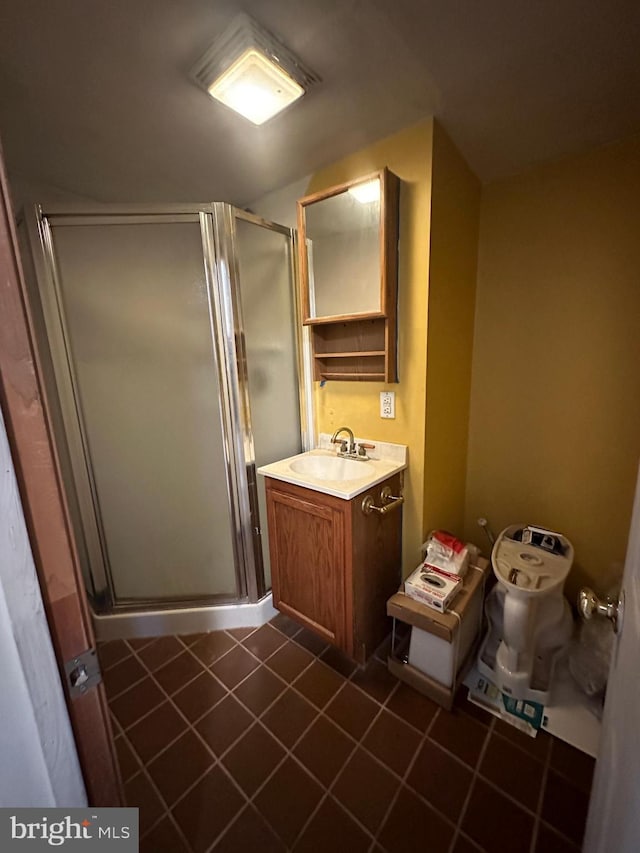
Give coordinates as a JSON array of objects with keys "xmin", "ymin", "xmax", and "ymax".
[
  {"xmin": 248, "ymin": 175, "xmax": 310, "ymax": 228},
  {"xmin": 8, "ymin": 172, "xmax": 95, "ymax": 212},
  {"xmin": 249, "ymin": 173, "xmax": 316, "ymax": 450},
  {"xmin": 0, "ymin": 406, "xmax": 86, "ymax": 806}
]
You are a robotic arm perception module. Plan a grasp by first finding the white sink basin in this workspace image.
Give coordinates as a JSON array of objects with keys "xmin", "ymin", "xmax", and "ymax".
[
  {"xmin": 289, "ymin": 454, "xmax": 374, "ymax": 481},
  {"xmin": 258, "ymin": 442, "xmax": 407, "ymax": 500}
]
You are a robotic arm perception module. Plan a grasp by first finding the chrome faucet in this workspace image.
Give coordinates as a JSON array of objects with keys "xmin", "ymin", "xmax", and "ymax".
[{"xmin": 331, "ymin": 426, "xmax": 356, "ymax": 457}]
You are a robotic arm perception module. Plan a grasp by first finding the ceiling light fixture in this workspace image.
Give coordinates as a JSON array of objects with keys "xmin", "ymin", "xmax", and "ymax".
[{"xmin": 191, "ymin": 13, "xmax": 319, "ymax": 125}]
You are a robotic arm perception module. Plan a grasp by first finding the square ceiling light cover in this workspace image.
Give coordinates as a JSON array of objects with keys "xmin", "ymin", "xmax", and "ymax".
[{"xmin": 191, "ymin": 13, "xmax": 319, "ymax": 125}]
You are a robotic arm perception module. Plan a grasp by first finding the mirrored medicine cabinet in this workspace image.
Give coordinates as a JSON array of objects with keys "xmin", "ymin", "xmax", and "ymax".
[{"xmin": 297, "ymin": 167, "xmax": 399, "ymax": 382}]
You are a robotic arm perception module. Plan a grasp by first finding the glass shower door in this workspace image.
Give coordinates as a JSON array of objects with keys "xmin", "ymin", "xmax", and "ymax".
[
  {"xmin": 42, "ymin": 214, "xmax": 240, "ymax": 605},
  {"xmin": 232, "ymin": 212, "xmax": 304, "ymax": 588}
]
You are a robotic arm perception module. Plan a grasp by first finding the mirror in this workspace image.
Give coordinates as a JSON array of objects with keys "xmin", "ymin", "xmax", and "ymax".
[{"xmin": 298, "ymin": 169, "xmax": 396, "ymax": 323}]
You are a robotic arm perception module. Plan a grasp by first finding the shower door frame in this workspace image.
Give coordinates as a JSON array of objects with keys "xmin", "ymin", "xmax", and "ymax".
[
  {"xmin": 26, "ymin": 203, "xmax": 308, "ymax": 612},
  {"xmin": 207, "ymin": 203, "xmax": 310, "ymax": 602}
]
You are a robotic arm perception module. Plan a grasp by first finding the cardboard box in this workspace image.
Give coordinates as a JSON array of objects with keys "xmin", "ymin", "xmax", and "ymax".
[
  {"xmin": 387, "ymin": 656, "xmax": 458, "ymax": 710},
  {"xmin": 387, "ymin": 559, "xmax": 490, "ymax": 708},
  {"xmin": 389, "ymin": 558, "xmax": 489, "ymax": 641},
  {"xmin": 464, "ymin": 667, "xmax": 544, "ymax": 737}
]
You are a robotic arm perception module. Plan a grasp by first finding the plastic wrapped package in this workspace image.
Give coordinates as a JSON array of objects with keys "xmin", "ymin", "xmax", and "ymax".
[{"xmin": 568, "ymin": 615, "xmax": 614, "ymax": 704}]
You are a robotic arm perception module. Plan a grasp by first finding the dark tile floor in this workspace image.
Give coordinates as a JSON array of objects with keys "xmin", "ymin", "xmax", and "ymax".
[{"xmin": 99, "ymin": 615, "xmax": 594, "ymax": 853}]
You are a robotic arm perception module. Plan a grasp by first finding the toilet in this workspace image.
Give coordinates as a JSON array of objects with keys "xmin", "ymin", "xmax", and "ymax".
[{"xmin": 478, "ymin": 524, "xmax": 574, "ymax": 704}]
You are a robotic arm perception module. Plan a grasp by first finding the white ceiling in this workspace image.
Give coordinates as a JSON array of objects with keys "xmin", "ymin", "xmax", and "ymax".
[{"xmin": 1, "ymin": 0, "xmax": 639, "ymax": 206}]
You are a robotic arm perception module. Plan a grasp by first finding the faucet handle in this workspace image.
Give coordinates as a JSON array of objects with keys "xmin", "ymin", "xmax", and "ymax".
[
  {"xmin": 357, "ymin": 442, "xmax": 375, "ymax": 457},
  {"xmin": 332, "ymin": 438, "xmax": 348, "ymax": 454}
]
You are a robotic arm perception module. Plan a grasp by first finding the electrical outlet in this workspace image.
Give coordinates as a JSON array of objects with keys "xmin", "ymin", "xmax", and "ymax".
[{"xmin": 380, "ymin": 391, "xmax": 395, "ymax": 419}]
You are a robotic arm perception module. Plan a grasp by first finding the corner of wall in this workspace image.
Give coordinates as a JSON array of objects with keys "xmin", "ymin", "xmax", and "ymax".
[
  {"xmin": 463, "ymin": 133, "xmax": 640, "ymax": 595},
  {"xmin": 423, "ymin": 121, "xmax": 481, "ymax": 540}
]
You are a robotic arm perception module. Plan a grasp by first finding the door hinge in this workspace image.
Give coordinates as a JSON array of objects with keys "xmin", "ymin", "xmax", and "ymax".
[{"xmin": 64, "ymin": 648, "xmax": 102, "ymax": 698}]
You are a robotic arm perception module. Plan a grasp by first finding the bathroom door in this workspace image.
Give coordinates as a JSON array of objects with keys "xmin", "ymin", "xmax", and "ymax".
[
  {"xmin": 0, "ymin": 155, "xmax": 120, "ymax": 804},
  {"xmin": 583, "ymin": 462, "xmax": 640, "ymax": 852}
]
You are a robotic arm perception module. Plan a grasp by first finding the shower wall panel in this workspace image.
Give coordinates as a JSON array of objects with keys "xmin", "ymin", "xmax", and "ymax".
[
  {"xmin": 47, "ymin": 218, "xmax": 237, "ymax": 602},
  {"xmin": 28, "ymin": 206, "xmax": 304, "ymax": 613},
  {"xmin": 234, "ymin": 217, "xmax": 302, "ymax": 588}
]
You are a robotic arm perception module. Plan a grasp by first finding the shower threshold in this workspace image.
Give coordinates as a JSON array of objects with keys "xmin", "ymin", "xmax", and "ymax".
[{"xmin": 92, "ymin": 592, "xmax": 278, "ymax": 642}]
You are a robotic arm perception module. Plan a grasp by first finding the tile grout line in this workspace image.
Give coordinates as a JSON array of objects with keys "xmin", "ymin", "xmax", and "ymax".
[
  {"xmin": 324, "ymin": 690, "xmax": 425, "ymax": 853},
  {"xmin": 286, "ymin": 686, "xmax": 391, "ymax": 851},
  {"xmin": 105, "ymin": 671, "xmax": 154, "ymax": 704},
  {"xmin": 529, "ymin": 734, "xmax": 553, "ymax": 853},
  {"xmin": 200, "ymin": 655, "xmax": 344, "ymax": 852},
  {"xmin": 371, "ymin": 704, "xmax": 444, "ymax": 852},
  {"xmin": 472, "ymin": 751, "xmax": 554, "ymax": 820},
  {"xmin": 115, "ymin": 629, "xmax": 428, "ymax": 849},
  {"xmin": 201, "ymin": 802, "xmax": 281, "ymax": 853},
  {"xmin": 537, "ymin": 819, "xmax": 583, "ymax": 850},
  {"xmin": 115, "ymin": 728, "xmax": 145, "ymax": 784},
  {"xmin": 105, "ymin": 635, "xmax": 206, "ymax": 703},
  {"xmin": 124, "ymin": 760, "xmax": 193, "ymax": 850},
  {"xmin": 447, "ymin": 715, "xmax": 494, "ymax": 853},
  {"xmin": 356, "ymin": 687, "xmax": 507, "ymax": 844},
  {"xmin": 126, "ymin": 627, "xmax": 326, "ymax": 851},
  {"xmin": 121, "ymin": 637, "xmax": 257, "ymax": 850},
  {"xmin": 128, "ymin": 630, "xmax": 481, "ymax": 850},
  {"xmin": 119, "ymin": 642, "xmax": 226, "ymax": 852},
  {"xmin": 116, "ymin": 642, "xmax": 229, "ymax": 753},
  {"xmin": 237, "ymin": 677, "xmax": 362, "ymax": 846},
  {"xmin": 111, "ymin": 628, "xmax": 360, "ymax": 850},
  {"xmin": 202, "ymin": 656, "xmax": 402, "ymax": 852},
  {"xmin": 127, "ymin": 628, "xmax": 314, "ymax": 773},
  {"xmin": 446, "ymin": 721, "xmax": 583, "ymax": 852},
  {"xmin": 107, "ymin": 639, "xmax": 191, "ymax": 849},
  {"xmin": 113, "ymin": 626, "xmax": 542, "ymax": 853}
]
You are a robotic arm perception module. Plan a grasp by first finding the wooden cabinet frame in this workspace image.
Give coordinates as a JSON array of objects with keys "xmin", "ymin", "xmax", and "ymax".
[{"xmin": 297, "ymin": 168, "xmax": 400, "ymax": 382}]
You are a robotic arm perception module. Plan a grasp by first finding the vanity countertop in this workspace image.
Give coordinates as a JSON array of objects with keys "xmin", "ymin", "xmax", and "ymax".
[{"xmin": 257, "ymin": 437, "xmax": 407, "ymax": 500}]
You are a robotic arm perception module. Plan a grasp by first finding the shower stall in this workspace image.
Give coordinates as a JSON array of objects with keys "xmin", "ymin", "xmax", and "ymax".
[{"xmin": 23, "ymin": 203, "xmax": 308, "ymax": 638}]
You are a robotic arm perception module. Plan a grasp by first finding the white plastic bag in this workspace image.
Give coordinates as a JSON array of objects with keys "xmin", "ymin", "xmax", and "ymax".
[{"xmin": 568, "ymin": 615, "xmax": 614, "ymax": 701}]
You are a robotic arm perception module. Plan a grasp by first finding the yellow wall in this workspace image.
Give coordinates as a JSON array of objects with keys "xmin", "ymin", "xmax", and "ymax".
[
  {"xmin": 423, "ymin": 122, "xmax": 481, "ymax": 537},
  {"xmin": 464, "ymin": 134, "xmax": 640, "ymax": 599},
  {"xmin": 307, "ymin": 119, "xmax": 434, "ymax": 573},
  {"xmin": 303, "ymin": 121, "xmax": 639, "ymax": 599},
  {"xmin": 306, "ymin": 119, "xmax": 481, "ymax": 576}
]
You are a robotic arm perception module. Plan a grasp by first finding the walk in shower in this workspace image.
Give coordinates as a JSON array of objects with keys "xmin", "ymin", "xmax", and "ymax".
[{"xmin": 23, "ymin": 203, "xmax": 307, "ymax": 636}]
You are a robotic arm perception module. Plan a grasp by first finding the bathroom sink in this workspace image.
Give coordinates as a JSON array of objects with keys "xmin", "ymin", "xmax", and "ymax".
[
  {"xmin": 289, "ymin": 454, "xmax": 374, "ymax": 481},
  {"xmin": 257, "ymin": 440, "xmax": 407, "ymax": 500}
]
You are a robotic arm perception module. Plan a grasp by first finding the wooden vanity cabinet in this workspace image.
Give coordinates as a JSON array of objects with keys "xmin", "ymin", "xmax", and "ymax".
[{"xmin": 265, "ymin": 473, "xmax": 403, "ymax": 664}]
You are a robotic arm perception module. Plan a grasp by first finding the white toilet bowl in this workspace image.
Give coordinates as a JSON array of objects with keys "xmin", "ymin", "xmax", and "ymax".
[{"xmin": 478, "ymin": 524, "xmax": 574, "ymax": 703}]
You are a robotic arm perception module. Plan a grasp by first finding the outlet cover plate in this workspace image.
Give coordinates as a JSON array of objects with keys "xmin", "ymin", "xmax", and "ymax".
[{"xmin": 380, "ymin": 391, "xmax": 395, "ymax": 419}]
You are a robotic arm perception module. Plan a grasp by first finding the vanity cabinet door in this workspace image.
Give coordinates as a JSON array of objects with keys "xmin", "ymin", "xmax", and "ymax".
[{"xmin": 266, "ymin": 483, "xmax": 347, "ymax": 649}]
